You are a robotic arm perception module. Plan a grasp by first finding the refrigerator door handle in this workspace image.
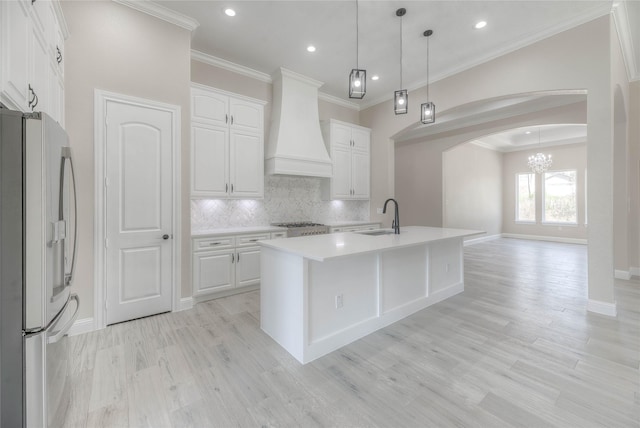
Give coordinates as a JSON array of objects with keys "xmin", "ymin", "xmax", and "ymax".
[
  {"xmin": 60, "ymin": 147, "xmax": 78, "ymax": 287},
  {"xmin": 47, "ymin": 294, "xmax": 79, "ymax": 344}
]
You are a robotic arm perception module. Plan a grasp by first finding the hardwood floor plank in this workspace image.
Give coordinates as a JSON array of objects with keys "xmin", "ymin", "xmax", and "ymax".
[{"xmin": 60, "ymin": 239, "xmax": 640, "ymax": 427}]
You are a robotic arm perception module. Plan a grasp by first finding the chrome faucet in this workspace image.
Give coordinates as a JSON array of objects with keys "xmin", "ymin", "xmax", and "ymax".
[{"xmin": 383, "ymin": 198, "xmax": 400, "ymax": 234}]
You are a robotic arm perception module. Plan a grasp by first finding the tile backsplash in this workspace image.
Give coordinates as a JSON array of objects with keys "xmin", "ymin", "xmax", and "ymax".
[{"xmin": 191, "ymin": 175, "xmax": 370, "ymax": 231}]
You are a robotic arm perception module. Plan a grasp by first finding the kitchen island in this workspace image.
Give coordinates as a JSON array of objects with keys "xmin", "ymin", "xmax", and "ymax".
[{"xmin": 259, "ymin": 226, "xmax": 483, "ymax": 364}]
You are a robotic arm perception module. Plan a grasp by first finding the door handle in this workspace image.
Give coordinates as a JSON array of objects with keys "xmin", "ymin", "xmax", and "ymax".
[{"xmin": 162, "ymin": 234, "xmax": 169, "ymax": 240}]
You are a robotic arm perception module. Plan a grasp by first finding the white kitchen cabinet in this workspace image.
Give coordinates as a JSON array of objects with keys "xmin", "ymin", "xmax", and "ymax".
[
  {"xmin": 193, "ymin": 249, "xmax": 235, "ymax": 295},
  {"xmin": 190, "ymin": 84, "xmax": 265, "ymax": 199},
  {"xmin": 192, "ymin": 232, "xmax": 271, "ymax": 301},
  {"xmin": 321, "ymin": 119, "xmax": 371, "ymax": 200},
  {"xmin": 1, "ymin": 0, "xmax": 66, "ymax": 123}
]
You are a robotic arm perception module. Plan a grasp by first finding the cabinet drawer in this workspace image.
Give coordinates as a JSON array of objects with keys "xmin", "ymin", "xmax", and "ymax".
[
  {"xmin": 193, "ymin": 236, "xmax": 235, "ymax": 251},
  {"xmin": 270, "ymin": 231, "xmax": 287, "ymax": 239},
  {"xmin": 237, "ymin": 233, "xmax": 270, "ymax": 247}
]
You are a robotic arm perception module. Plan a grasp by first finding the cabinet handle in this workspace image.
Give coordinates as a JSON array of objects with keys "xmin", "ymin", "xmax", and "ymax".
[
  {"xmin": 237, "ymin": 252, "xmax": 240, "ymax": 262},
  {"xmin": 249, "ymin": 239, "xmax": 258, "ymax": 242},
  {"xmin": 230, "ymin": 115, "xmax": 234, "ymax": 125},
  {"xmin": 231, "ymin": 253, "xmax": 235, "ymax": 263},
  {"xmin": 56, "ymin": 46, "xmax": 62, "ymax": 64},
  {"xmin": 231, "ymin": 184, "xmax": 234, "ymax": 193},
  {"xmin": 225, "ymin": 114, "xmax": 228, "ymax": 124},
  {"xmin": 208, "ymin": 242, "xmax": 220, "ymax": 246},
  {"xmin": 225, "ymin": 183, "xmax": 228, "ymax": 193},
  {"xmin": 28, "ymin": 84, "xmax": 38, "ymax": 110}
]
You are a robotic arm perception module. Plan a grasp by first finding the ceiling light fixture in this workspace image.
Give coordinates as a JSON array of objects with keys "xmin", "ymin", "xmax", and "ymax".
[
  {"xmin": 420, "ymin": 29, "xmax": 435, "ymax": 124},
  {"xmin": 349, "ymin": 0, "xmax": 366, "ymax": 99},
  {"xmin": 394, "ymin": 8, "xmax": 408, "ymax": 115},
  {"xmin": 371, "ymin": 75, "xmax": 379, "ymax": 81},
  {"xmin": 527, "ymin": 128, "xmax": 552, "ymax": 174},
  {"xmin": 474, "ymin": 21, "xmax": 487, "ymax": 29},
  {"xmin": 224, "ymin": 8, "xmax": 236, "ymax": 17},
  {"xmin": 307, "ymin": 45, "xmax": 316, "ymax": 53}
]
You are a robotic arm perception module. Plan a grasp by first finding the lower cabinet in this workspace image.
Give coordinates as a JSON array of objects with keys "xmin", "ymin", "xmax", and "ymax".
[{"xmin": 192, "ymin": 231, "xmax": 276, "ymax": 301}]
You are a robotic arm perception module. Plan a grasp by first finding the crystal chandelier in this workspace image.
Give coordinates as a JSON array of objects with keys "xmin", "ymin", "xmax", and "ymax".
[
  {"xmin": 528, "ymin": 152, "xmax": 552, "ymax": 174},
  {"xmin": 527, "ymin": 128, "xmax": 552, "ymax": 174}
]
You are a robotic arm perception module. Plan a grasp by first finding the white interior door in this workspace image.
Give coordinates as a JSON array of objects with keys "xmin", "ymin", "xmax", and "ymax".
[{"xmin": 105, "ymin": 101, "xmax": 173, "ymax": 325}]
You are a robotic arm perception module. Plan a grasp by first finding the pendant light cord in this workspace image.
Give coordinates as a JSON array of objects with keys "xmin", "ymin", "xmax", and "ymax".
[
  {"xmin": 426, "ymin": 35, "xmax": 430, "ymax": 100},
  {"xmin": 356, "ymin": 0, "xmax": 359, "ymax": 70},
  {"xmin": 400, "ymin": 13, "xmax": 403, "ymax": 89}
]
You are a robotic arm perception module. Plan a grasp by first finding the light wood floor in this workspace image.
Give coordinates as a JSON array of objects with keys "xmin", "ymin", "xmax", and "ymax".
[{"xmin": 60, "ymin": 239, "xmax": 639, "ymax": 427}]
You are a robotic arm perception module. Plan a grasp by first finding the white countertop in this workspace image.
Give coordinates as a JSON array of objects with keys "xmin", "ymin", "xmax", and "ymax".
[
  {"xmin": 192, "ymin": 226, "xmax": 286, "ymax": 237},
  {"xmin": 259, "ymin": 226, "xmax": 485, "ymax": 262}
]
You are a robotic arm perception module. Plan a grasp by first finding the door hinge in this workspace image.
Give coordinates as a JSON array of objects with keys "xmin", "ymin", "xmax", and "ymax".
[
  {"xmin": 104, "ymin": 177, "xmax": 109, "ymax": 187},
  {"xmin": 104, "ymin": 238, "xmax": 109, "ymax": 248}
]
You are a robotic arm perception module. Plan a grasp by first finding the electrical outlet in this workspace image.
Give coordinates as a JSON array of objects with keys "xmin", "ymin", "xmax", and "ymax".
[
  {"xmin": 335, "ymin": 294, "xmax": 344, "ymax": 309},
  {"xmin": 377, "ymin": 208, "xmax": 383, "ymax": 214}
]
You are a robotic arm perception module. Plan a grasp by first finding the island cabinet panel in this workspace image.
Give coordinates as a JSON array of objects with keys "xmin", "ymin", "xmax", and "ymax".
[
  {"xmin": 307, "ymin": 254, "xmax": 378, "ymax": 343},
  {"xmin": 259, "ymin": 227, "xmax": 481, "ymax": 364},
  {"xmin": 429, "ymin": 239, "xmax": 463, "ymax": 293},
  {"xmin": 380, "ymin": 246, "xmax": 428, "ymax": 313}
]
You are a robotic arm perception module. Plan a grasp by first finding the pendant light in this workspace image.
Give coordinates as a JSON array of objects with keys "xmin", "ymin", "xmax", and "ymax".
[
  {"xmin": 527, "ymin": 128, "xmax": 553, "ymax": 174},
  {"xmin": 349, "ymin": 0, "xmax": 366, "ymax": 99},
  {"xmin": 394, "ymin": 8, "xmax": 408, "ymax": 115},
  {"xmin": 420, "ymin": 29, "xmax": 435, "ymax": 124}
]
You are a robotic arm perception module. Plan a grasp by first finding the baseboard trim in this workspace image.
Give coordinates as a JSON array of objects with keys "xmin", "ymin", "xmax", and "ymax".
[
  {"xmin": 630, "ymin": 267, "xmax": 640, "ymax": 277},
  {"xmin": 178, "ymin": 297, "xmax": 194, "ymax": 311},
  {"xmin": 68, "ymin": 317, "xmax": 95, "ymax": 337},
  {"xmin": 614, "ymin": 269, "xmax": 632, "ymax": 280},
  {"xmin": 587, "ymin": 299, "xmax": 617, "ymax": 317},
  {"xmin": 464, "ymin": 233, "xmax": 501, "ymax": 246},
  {"xmin": 502, "ymin": 233, "xmax": 587, "ymax": 245}
]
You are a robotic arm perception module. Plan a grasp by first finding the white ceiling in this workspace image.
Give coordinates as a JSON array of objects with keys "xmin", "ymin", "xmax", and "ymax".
[
  {"xmin": 154, "ymin": 0, "xmax": 637, "ymax": 109},
  {"xmin": 472, "ymin": 124, "xmax": 587, "ymax": 152}
]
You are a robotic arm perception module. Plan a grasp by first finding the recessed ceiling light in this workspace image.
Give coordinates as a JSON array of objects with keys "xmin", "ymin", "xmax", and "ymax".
[
  {"xmin": 371, "ymin": 75, "xmax": 379, "ymax": 81},
  {"xmin": 525, "ymin": 131, "xmax": 531, "ymax": 134},
  {"xmin": 307, "ymin": 45, "xmax": 316, "ymax": 53},
  {"xmin": 224, "ymin": 8, "xmax": 236, "ymax": 17},
  {"xmin": 474, "ymin": 21, "xmax": 487, "ymax": 29}
]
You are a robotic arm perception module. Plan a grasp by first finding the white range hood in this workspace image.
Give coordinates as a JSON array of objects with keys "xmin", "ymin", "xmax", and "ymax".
[{"xmin": 265, "ymin": 68, "xmax": 332, "ymax": 178}]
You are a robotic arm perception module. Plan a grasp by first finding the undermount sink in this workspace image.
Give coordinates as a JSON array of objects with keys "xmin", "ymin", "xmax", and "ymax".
[{"xmin": 355, "ymin": 229, "xmax": 398, "ymax": 236}]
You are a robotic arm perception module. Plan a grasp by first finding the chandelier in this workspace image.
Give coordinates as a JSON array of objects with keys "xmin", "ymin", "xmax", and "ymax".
[
  {"xmin": 527, "ymin": 128, "xmax": 552, "ymax": 173},
  {"xmin": 528, "ymin": 153, "xmax": 552, "ymax": 174}
]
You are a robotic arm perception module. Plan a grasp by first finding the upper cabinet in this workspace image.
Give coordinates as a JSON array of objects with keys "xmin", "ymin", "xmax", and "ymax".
[
  {"xmin": 321, "ymin": 119, "xmax": 371, "ymax": 200},
  {"xmin": 191, "ymin": 84, "xmax": 266, "ymax": 199},
  {"xmin": 0, "ymin": 0, "xmax": 67, "ymax": 125}
]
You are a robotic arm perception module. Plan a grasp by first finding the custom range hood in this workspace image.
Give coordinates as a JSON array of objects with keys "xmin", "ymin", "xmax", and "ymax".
[{"xmin": 266, "ymin": 68, "xmax": 332, "ymax": 177}]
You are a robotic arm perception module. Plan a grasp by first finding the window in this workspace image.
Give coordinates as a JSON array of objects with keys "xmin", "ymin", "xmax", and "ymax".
[
  {"xmin": 543, "ymin": 170, "xmax": 577, "ymax": 223},
  {"xmin": 516, "ymin": 173, "xmax": 535, "ymax": 222}
]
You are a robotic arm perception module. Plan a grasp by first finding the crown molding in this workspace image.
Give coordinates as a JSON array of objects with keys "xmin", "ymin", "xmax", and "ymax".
[
  {"xmin": 612, "ymin": 1, "xmax": 639, "ymax": 82},
  {"xmin": 191, "ymin": 50, "xmax": 272, "ymax": 83},
  {"xmin": 191, "ymin": 51, "xmax": 360, "ymax": 110},
  {"xmin": 361, "ymin": 3, "xmax": 613, "ymax": 111},
  {"xmin": 318, "ymin": 92, "xmax": 360, "ymax": 111},
  {"xmin": 113, "ymin": 0, "xmax": 199, "ymax": 31}
]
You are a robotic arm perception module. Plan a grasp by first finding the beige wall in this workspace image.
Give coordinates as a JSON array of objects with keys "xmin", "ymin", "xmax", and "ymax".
[
  {"xmin": 62, "ymin": 1, "xmax": 192, "ymax": 320},
  {"xmin": 443, "ymin": 144, "xmax": 502, "ymax": 237},
  {"xmin": 502, "ymin": 144, "xmax": 587, "ymax": 240},
  {"xmin": 611, "ymin": 21, "xmax": 632, "ymax": 273},
  {"xmin": 629, "ymin": 81, "xmax": 640, "ymax": 272},
  {"xmin": 362, "ymin": 16, "xmax": 618, "ymax": 305}
]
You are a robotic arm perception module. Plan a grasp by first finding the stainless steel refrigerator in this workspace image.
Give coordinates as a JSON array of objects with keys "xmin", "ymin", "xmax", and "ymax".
[{"xmin": 1, "ymin": 106, "xmax": 80, "ymax": 427}]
